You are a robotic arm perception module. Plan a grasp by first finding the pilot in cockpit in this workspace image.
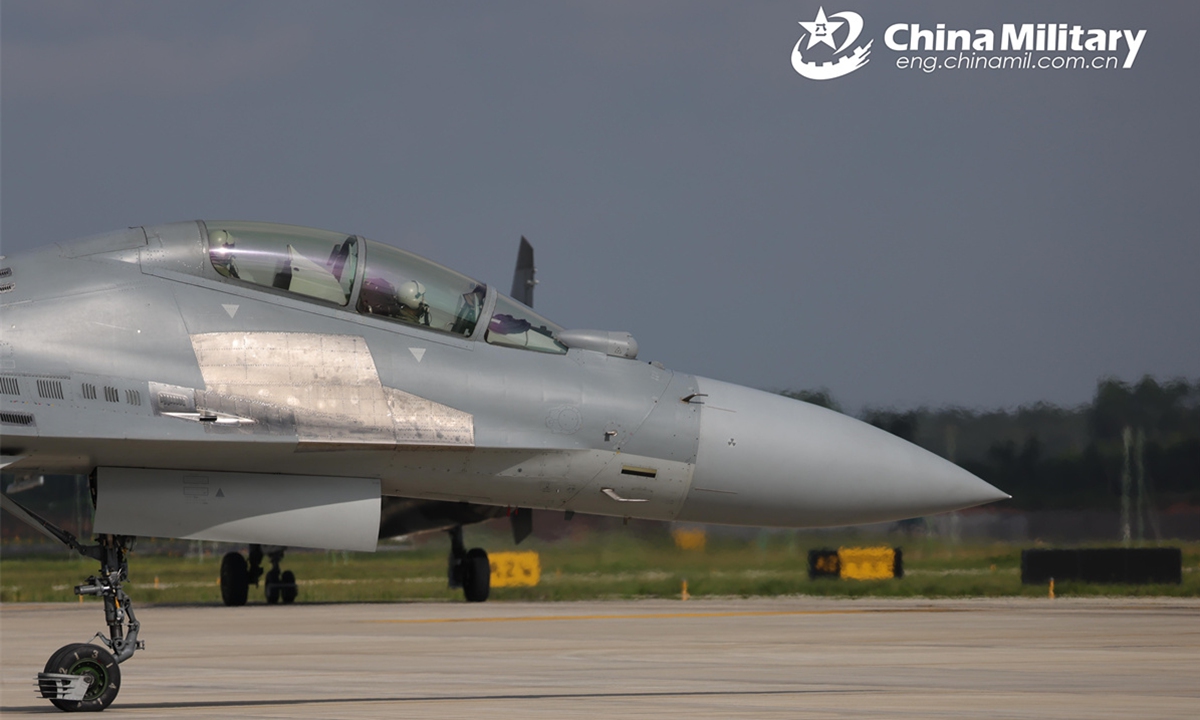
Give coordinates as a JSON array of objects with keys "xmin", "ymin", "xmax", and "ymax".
[
  {"xmin": 396, "ymin": 280, "xmax": 432, "ymax": 325},
  {"xmin": 209, "ymin": 230, "xmax": 237, "ymax": 278},
  {"xmin": 360, "ymin": 276, "xmax": 431, "ymax": 326}
]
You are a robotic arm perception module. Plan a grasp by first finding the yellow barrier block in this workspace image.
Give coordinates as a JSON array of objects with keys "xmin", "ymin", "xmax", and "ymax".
[
  {"xmin": 489, "ymin": 551, "xmax": 541, "ymax": 588},
  {"xmin": 838, "ymin": 547, "xmax": 896, "ymax": 580},
  {"xmin": 672, "ymin": 528, "xmax": 707, "ymax": 551}
]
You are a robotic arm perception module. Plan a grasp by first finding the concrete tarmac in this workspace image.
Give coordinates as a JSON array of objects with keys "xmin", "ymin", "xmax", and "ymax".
[{"xmin": 2, "ymin": 597, "xmax": 1198, "ymax": 718}]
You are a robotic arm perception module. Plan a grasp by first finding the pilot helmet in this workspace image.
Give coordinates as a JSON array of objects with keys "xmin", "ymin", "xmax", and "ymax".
[
  {"xmin": 210, "ymin": 229, "xmax": 233, "ymax": 255},
  {"xmin": 397, "ymin": 280, "xmax": 426, "ymax": 308}
]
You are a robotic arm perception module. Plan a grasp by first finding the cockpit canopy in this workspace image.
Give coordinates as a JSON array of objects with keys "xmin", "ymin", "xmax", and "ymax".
[
  {"xmin": 204, "ymin": 221, "xmax": 566, "ymax": 353},
  {"xmin": 208, "ymin": 221, "xmax": 358, "ymax": 305},
  {"xmin": 355, "ymin": 240, "xmax": 487, "ymax": 337},
  {"xmin": 486, "ymin": 295, "xmax": 567, "ymax": 354}
]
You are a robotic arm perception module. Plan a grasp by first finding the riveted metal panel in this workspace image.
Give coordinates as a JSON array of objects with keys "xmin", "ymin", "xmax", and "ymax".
[
  {"xmin": 385, "ymin": 387, "xmax": 473, "ymax": 445},
  {"xmin": 188, "ymin": 332, "xmax": 473, "ymax": 448}
]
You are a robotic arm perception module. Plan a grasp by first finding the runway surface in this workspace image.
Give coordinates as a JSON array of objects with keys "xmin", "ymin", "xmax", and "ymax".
[{"xmin": 2, "ymin": 597, "xmax": 1198, "ymax": 718}]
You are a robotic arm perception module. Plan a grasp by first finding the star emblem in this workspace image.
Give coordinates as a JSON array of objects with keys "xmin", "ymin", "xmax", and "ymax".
[{"xmin": 798, "ymin": 7, "xmax": 843, "ymax": 50}]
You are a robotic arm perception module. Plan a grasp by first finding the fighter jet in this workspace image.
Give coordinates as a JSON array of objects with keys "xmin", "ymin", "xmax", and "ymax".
[{"xmin": 0, "ymin": 220, "xmax": 1007, "ymax": 711}]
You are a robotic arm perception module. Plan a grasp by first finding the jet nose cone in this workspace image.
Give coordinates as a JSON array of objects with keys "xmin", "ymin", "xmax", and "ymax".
[{"xmin": 677, "ymin": 379, "xmax": 1008, "ymax": 528}]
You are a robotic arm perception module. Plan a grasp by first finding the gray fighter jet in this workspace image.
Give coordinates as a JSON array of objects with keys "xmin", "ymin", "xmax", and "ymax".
[{"xmin": 0, "ymin": 220, "xmax": 1006, "ymax": 711}]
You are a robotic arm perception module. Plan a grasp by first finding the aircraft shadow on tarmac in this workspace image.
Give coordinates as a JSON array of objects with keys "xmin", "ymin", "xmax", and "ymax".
[{"xmin": 3, "ymin": 686, "xmax": 873, "ymax": 712}]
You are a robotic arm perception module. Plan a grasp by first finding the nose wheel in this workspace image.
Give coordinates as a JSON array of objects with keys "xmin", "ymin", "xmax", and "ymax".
[{"xmin": 40, "ymin": 643, "xmax": 121, "ymax": 712}]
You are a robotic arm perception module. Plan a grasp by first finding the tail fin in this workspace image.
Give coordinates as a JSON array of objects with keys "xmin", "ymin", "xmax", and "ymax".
[{"xmin": 510, "ymin": 236, "xmax": 536, "ymax": 307}]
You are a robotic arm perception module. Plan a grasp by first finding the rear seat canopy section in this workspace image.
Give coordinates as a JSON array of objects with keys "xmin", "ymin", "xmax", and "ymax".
[
  {"xmin": 207, "ymin": 221, "xmax": 358, "ymax": 306},
  {"xmin": 486, "ymin": 295, "xmax": 567, "ymax": 354},
  {"xmin": 357, "ymin": 240, "xmax": 487, "ymax": 337}
]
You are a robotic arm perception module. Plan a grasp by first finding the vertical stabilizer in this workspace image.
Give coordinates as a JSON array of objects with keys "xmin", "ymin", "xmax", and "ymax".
[{"xmin": 510, "ymin": 236, "xmax": 536, "ymax": 307}]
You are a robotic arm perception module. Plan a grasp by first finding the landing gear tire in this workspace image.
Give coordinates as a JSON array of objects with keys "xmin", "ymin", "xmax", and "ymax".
[
  {"xmin": 280, "ymin": 570, "xmax": 298, "ymax": 604},
  {"xmin": 264, "ymin": 568, "xmax": 280, "ymax": 604},
  {"xmin": 42, "ymin": 642, "xmax": 121, "ymax": 712},
  {"xmin": 220, "ymin": 552, "xmax": 249, "ymax": 607},
  {"xmin": 462, "ymin": 548, "xmax": 490, "ymax": 603}
]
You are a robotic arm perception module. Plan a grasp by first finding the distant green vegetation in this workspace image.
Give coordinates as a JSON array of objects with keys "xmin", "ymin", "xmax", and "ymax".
[{"xmin": 3, "ymin": 533, "xmax": 1197, "ymax": 604}]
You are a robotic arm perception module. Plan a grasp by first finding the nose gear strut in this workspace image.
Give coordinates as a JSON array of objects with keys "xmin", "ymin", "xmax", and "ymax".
[{"xmin": 1, "ymin": 493, "xmax": 142, "ymax": 712}]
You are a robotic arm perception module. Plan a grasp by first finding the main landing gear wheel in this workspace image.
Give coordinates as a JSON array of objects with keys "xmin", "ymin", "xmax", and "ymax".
[
  {"xmin": 258, "ymin": 546, "xmax": 297, "ymax": 604},
  {"xmin": 447, "ymin": 526, "xmax": 491, "ymax": 602},
  {"xmin": 222, "ymin": 546, "xmax": 297, "ymax": 606},
  {"xmin": 280, "ymin": 570, "xmax": 298, "ymax": 604},
  {"xmin": 265, "ymin": 568, "xmax": 281, "ymax": 604},
  {"xmin": 220, "ymin": 551, "xmax": 250, "ymax": 607},
  {"xmin": 41, "ymin": 643, "xmax": 121, "ymax": 712},
  {"xmin": 462, "ymin": 548, "xmax": 491, "ymax": 603},
  {"xmin": 264, "ymin": 569, "xmax": 298, "ymax": 604}
]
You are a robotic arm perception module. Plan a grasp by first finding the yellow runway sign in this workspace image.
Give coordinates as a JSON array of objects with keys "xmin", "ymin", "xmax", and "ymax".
[
  {"xmin": 808, "ymin": 546, "xmax": 903, "ymax": 580},
  {"xmin": 838, "ymin": 547, "xmax": 899, "ymax": 580},
  {"xmin": 489, "ymin": 551, "xmax": 541, "ymax": 587}
]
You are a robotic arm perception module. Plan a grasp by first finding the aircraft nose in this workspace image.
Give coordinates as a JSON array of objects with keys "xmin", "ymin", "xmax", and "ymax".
[{"xmin": 677, "ymin": 379, "xmax": 1009, "ymax": 527}]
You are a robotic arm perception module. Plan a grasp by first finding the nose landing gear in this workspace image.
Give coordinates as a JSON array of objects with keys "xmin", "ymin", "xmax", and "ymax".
[
  {"xmin": 36, "ymin": 533, "xmax": 141, "ymax": 711},
  {"xmin": 27, "ymin": 531, "xmax": 139, "ymax": 710},
  {"xmin": 3, "ymin": 489, "xmax": 144, "ymax": 712}
]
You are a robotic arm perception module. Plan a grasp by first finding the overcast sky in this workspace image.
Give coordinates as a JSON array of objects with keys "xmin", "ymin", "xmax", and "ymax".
[{"xmin": 2, "ymin": 1, "xmax": 1197, "ymax": 412}]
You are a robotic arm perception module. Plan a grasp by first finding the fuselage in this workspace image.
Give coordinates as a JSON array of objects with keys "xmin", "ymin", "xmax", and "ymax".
[{"xmin": 0, "ymin": 221, "xmax": 1007, "ymax": 541}]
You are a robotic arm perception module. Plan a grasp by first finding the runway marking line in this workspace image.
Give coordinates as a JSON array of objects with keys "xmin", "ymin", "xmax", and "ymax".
[{"xmin": 368, "ymin": 607, "xmax": 965, "ymax": 625}]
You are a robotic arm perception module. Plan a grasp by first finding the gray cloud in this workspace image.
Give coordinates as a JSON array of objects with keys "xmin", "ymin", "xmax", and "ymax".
[{"xmin": 4, "ymin": 13, "xmax": 309, "ymax": 100}]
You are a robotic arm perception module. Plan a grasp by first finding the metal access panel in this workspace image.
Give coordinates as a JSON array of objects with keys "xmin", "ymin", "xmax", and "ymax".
[{"xmin": 93, "ymin": 468, "xmax": 381, "ymax": 552}]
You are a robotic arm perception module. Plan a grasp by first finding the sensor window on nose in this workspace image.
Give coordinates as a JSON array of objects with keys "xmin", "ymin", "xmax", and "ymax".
[{"xmin": 620, "ymin": 466, "xmax": 657, "ymax": 479}]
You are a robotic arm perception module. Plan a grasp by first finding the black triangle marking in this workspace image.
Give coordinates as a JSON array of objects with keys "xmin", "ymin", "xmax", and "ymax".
[{"xmin": 215, "ymin": 488, "xmax": 225, "ymax": 498}]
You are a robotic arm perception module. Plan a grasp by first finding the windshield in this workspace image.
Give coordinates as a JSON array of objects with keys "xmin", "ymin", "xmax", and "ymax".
[
  {"xmin": 207, "ymin": 221, "xmax": 357, "ymax": 305},
  {"xmin": 357, "ymin": 240, "xmax": 486, "ymax": 337},
  {"xmin": 485, "ymin": 295, "xmax": 567, "ymax": 354}
]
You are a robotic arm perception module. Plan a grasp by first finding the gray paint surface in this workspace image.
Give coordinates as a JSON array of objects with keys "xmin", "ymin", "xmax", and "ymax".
[
  {"xmin": 2, "ymin": 219, "xmax": 1005, "ymax": 542},
  {"xmin": 92, "ymin": 468, "xmax": 381, "ymax": 551}
]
